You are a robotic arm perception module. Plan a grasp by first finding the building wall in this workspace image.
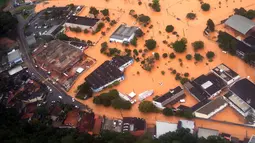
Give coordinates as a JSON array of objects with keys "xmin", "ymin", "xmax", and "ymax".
[
  {"xmin": 153, "ymin": 101, "xmax": 164, "ymax": 109},
  {"xmin": 119, "ymin": 59, "xmax": 134, "ymax": 71},
  {"xmin": 162, "ymin": 91, "xmax": 185, "ymax": 106},
  {"xmin": 195, "ymin": 102, "xmax": 228, "ymax": 119},
  {"xmin": 65, "ymin": 21, "xmax": 100, "ymax": 32},
  {"xmin": 109, "ymin": 33, "xmax": 136, "ymax": 44},
  {"xmin": 109, "ymin": 38, "xmax": 124, "ymax": 43},
  {"xmin": 225, "ymin": 98, "xmax": 249, "ymax": 117},
  {"xmin": 92, "ymin": 76, "xmax": 124, "ymax": 92}
]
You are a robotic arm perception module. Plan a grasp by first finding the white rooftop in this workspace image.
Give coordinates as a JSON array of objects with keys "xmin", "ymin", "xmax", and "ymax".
[
  {"xmin": 76, "ymin": 67, "xmax": 84, "ymax": 73},
  {"xmin": 197, "ymin": 127, "xmax": 219, "ymax": 139},
  {"xmin": 201, "ymin": 81, "xmax": 213, "ymax": 89},
  {"xmin": 179, "ymin": 120, "xmax": 195, "ymax": 134},
  {"xmin": 128, "ymin": 91, "xmax": 136, "ymax": 98},
  {"xmin": 8, "ymin": 66, "xmax": 23, "ymax": 75},
  {"xmin": 156, "ymin": 121, "xmax": 177, "ymax": 138}
]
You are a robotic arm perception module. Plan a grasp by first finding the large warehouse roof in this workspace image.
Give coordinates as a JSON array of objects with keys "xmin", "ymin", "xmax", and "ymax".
[{"xmin": 225, "ymin": 15, "xmax": 255, "ymax": 35}]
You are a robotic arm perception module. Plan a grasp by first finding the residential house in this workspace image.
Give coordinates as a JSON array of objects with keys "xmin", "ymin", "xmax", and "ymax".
[
  {"xmin": 64, "ymin": 109, "xmax": 81, "ymax": 128},
  {"xmin": 7, "ymin": 49, "xmax": 23, "ymax": 67}
]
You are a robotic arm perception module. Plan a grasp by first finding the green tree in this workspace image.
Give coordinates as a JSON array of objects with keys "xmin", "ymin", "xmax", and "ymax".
[
  {"xmin": 89, "ymin": 7, "xmax": 99, "ymax": 17},
  {"xmin": 169, "ymin": 52, "xmax": 176, "ymax": 59},
  {"xmin": 84, "ymin": 29, "xmax": 89, "ymax": 33},
  {"xmin": 76, "ymin": 82, "xmax": 93, "ymax": 100},
  {"xmin": 201, "ymin": 3, "xmax": 210, "ymax": 11},
  {"xmin": 154, "ymin": 52, "xmax": 160, "ymax": 60},
  {"xmin": 151, "ymin": 0, "xmax": 161, "ymax": 12},
  {"xmin": 0, "ymin": 11, "xmax": 18, "ymax": 36},
  {"xmin": 184, "ymin": 72, "xmax": 189, "ymax": 77},
  {"xmin": 145, "ymin": 39, "xmax": 157, "ymax": 50},
  {"xmin": 162, "ymin": 53, "xmax": 168, "ymax": 58},
  {"xmin": 217, "ymin": 31, "xmax": 237, "ymax": 55},
  {"xmin": 100, "ymin": 9, "xmax": 109, "ymax": 16},
  {"xmin": 130, "ymin": 36, "xmax": 137, "ymax": 46},
  {"xmin": 194, "ymin": 53, "xmax": 204, "ymax": 61},
  {"xmin": 180, "ymin": 77, "xmax": 189, "ymax": 84},
  {"xmin": 133, "ymin": 49, "xmax": 139, "ymax": 56},
  {"xmin": 172, "ymin": 38, "xmax": 187, "ymax": 53},
  {"xmin": 138, "ymin": 14, "xmax": 151, "ymax": 24},
  {"xmin": 165, "ymin": 25, "xmax": 174, "ymax": 33},
  {"xmin": 192, "ymin": 41, "xmax": 204, "ymax": 51},
  {"xmin": 162, "ymin": 107, "xmax": 173, "ymax": 116},
  {"xmin": 186, "ymin": 54, "xmax": 192, "ymax": 60},
  {"xmin": 186, "ymin": 12, "xmax": 196, "ymax": 20},
  {"xmin": 206, "ymin": 51, "xmax": 215, "ymax": 59},
  {"xmin": 61, "ymin": 135, "xmax": 75, "ymax": 143},
  {"xmin": 161, "ymin": 71, "xmax": 165, "ymax": 75},
  {"xmin": 207, "ymin": 19, "xmax": 215, "ymax": 32},
  {"xmin": 93, "ymin": 96, "xmax": 101, "ymax": 104},
  {"xmin": 135, "ymin": 29, "xmax": 144, "ymax": 37},
  {"xmin": 138, "ymin": 101, "xmax": 158, "ymax": 113},
  {"xmin": 111, "ymin": 98, "xmax": 132, "ymax": 110},
  {"xmin": 100, "ymin": 42, "xmax": 108, "ymax": 53}
]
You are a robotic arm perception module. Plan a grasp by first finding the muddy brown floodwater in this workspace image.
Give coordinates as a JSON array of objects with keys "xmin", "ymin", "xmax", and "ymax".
[{"xmin": 35, "ymin": 0, "xmax": 255, "ymax": 139}]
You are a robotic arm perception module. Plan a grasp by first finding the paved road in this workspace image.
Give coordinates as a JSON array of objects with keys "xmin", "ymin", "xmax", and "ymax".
[{"xmin": 16, "ymin": 14, "xmax": 86, "ymax": 109}]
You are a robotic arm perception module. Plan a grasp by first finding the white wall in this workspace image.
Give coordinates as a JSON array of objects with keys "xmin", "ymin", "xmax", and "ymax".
[
  {"xmin": 153, "ymin": 101, "xmax": 165, "ymax": 109},
  {"xmin": 92, "ymin": 76, "xmax": 124, "ymax": 92}
]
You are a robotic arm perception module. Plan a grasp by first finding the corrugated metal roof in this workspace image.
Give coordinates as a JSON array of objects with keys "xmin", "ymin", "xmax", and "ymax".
[{"xmin": 225, "ymin": 15, "xmax": 255, "ymax": 35}]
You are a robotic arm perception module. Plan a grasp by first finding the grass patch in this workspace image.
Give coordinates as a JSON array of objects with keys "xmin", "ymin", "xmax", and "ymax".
[{"xmin": 13, "ymin": 5, "xmax": 35, "ymax": 14}]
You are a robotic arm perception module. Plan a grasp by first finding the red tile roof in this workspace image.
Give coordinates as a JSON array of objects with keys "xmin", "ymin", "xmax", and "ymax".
[
  {"xmin": 21, "ymin": 113, "xmax": 34, "ymax": 119},
  {"xmin": 77, "ymin": 112, "xmax": 95, "ymax": 133},
  {"xmin": 64, "ymin": 109, "xmax": 80, "ymax": 127},
  {"xmin": 92, "ymin": 116, "xmax": 102, "ymax": 134}
]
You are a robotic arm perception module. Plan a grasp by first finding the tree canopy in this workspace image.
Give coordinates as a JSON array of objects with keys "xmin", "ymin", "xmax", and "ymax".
[
  {"xmin": 194, "ymin": 53, "xmax": 204, "ymax": 61},
  {"xmin": 172, "ymin": 38, "xmax": 187, "ymax": 53},
  {"xmin": 201, "ymin": 3, "xmax": 210, "ymax": 11},
  {"xmin": 192, "ymin": 41, "xmax": 204, "ymax": 51},
  {"xmin": 217, "ymin": 31, "xmax": 237, "ymax": 55},
  {"xmin": 207, "ymin": 19, "xmax": 215, "ymax": 32},
  {"xmin": 234, "ymin": 7, "xmax": 255, "ymax": 19},
  {"xmin": 206, "ymin": 51, "xmax": 215, "ymax": 59},
  {"xmin": 89, "ymin": 7, "xmax": 99, "ymax": 17},
  {"xmin": 186, "ymin": 12, "xmax": 196, "ymax": 20},
  {"xmin": 145, "ymin": 39, "xmax": 157, "ymax": 50},
  {"xmin": 100, "ymin": 9, "xmax": 109, "ymax": 16},
  {"xmin": 0, "ymin": 11, "xmax": 18, "ymax": 36},
  {"xmin": 165, "ymin": 25, "xmax": 174, "ymax": 33},
  {"xmin": 138, "ymin": 101, "xmax": 158, "ymax": 113},
  {"xmin": 151, "ymin": 0, "xmax": 161, "ymax": 12},
  {"xmin": 138, "ymin": 14, "xmax": 151, "ymax": 24}
]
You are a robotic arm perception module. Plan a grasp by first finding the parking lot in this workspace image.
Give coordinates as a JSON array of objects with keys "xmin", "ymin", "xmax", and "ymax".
[{"xmin": 25, "ymin": 5, "xmax": 83, "ymax": 38}]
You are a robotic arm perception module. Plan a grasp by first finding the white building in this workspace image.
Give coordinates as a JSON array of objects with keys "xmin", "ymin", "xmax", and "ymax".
[
  {"xmin": 178, "ymin": 120, "xmax": 195, "ymax": 134},
  {"xmin": 194, "ymin": 96, "xmax": 228, "ymax": 119},
  {"xmin": 110, "ymin": 24, "xmax": 138, "ymax": 43},
  {"xmin": 156, "ymin": 121, "xmax": 177, "ymax": 138},
  {"xmin": 65, "ymin": 16, "xmax": 101, "ymax": 32},
  {"xmin": 197, "ymin": 127, "xmax": 219, "ymax": 139},
  {"xmin": 7, "ymin": 49, "xmax": 23, "ymax": 67},
  {"xmin": 211, "ymin": 63, "xmax": 240, "ymax": 85}
]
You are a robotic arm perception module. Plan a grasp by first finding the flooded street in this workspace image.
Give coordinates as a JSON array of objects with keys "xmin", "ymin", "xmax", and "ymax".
[{"xmin": 35, "ymin": 0, "xmax": 255, "ymax": 139}]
